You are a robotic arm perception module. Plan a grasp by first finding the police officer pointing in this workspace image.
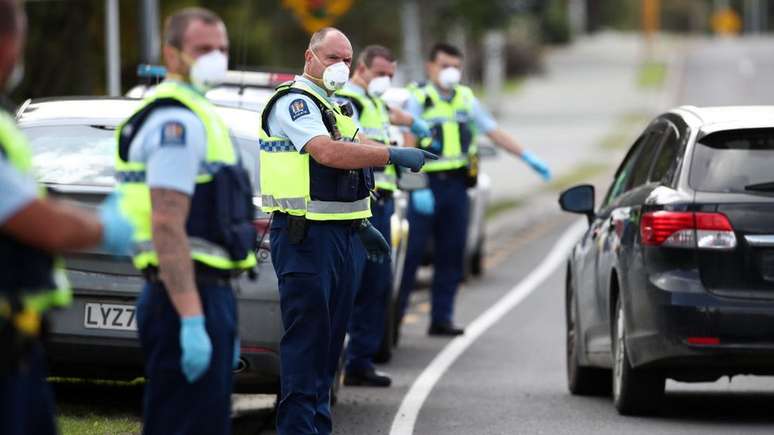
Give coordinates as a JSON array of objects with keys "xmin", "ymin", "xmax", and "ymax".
[
  {"xmin": 115, "ymin": 8, "xmax": 256, "ymax": 434},
  {"xmin": 398, "ymin": 43, "xmax": 552, "ymax": 337},
  {"xmin": 259, "ymin": 28, "xmax": 436, "ymax": 434},
  {"xmin": 0, "ymin": 1, "xmax": 134, "ymax": 433},
  {"xmin": 334, "ymin": 45, "xmax": 431, "ymax": 387}
]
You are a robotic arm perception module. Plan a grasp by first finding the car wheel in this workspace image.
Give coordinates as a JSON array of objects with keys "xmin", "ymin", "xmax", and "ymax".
[
  {"xmin": 612, "ymin": 296, "xmax": 664, "ymax": 415},
  {"xmin": 566, "ymin": 275, "xmax": 611, "ymax": 396}
]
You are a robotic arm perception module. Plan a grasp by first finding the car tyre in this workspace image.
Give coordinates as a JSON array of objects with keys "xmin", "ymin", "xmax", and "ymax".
[
  {"xmin": 612, "ymin": 296, "xmax": 664, "ymax": 415},
  {"xmin": 566, "ymin": 274, "xmax": 611, "ymax": 396}
]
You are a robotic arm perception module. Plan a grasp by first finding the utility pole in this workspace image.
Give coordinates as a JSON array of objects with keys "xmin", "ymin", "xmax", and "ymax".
[
  {"xmin": 105, "ymin": 0, "xmax": 121, "ymax": 96},
  {"xmin": 642, "ymin": 0, "xmax": 660, "ymax": 59},
  {"xmin": 482, "ymin": 30, "xmax": 505, "ymax": 111},
  {"xmin": 744, "ymin": 0, "xmax": 762, "ymax": 33},
  {"xmin": 139, "ymin": 0, "xmax": 161, "ymax": 64},
  {"xmin": 400, "ymin": 0, "xmax": 423, "ymax": 84},
  {"xmin": 568, "ymin": 0, "xmax": 587, "ymax": 37}
]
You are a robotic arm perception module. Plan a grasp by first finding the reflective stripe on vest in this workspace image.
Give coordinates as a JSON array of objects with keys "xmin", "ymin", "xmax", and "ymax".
[
  {"xmin": 115, "ymin": 81, "xmax": 256, "ymax": 271},
  {"xmin": 414, "ymin": 84, "xmax": 478, "ymax": 173},
  {"xmin": 259, "ymin": 81, "xmax": 372, "ymax": 220},
  {"xmin": 0, "ymin": 112, "xmax": 72, "ymax": 314}
]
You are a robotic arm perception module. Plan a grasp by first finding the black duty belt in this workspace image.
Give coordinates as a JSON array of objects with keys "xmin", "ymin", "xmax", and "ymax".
[
  {"xmin": 142, "ymin": 264, "xmax": 233, "ymax": 288},
  {"xmin": 427, "ymin": 168, "xmax": 468, "ymax": 181}
]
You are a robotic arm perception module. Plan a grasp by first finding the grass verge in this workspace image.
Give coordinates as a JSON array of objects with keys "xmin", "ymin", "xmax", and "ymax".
[
  {"xmin": 53, "ymin": 378, "xmax": 143, "ymax": 435},
  {"xmin": 638, "ymin": 61, "xmax": 667, "ymax": 89},
  {"xmin": 485, "ymin": 198, "xmax": 522, "ymax": 220}
]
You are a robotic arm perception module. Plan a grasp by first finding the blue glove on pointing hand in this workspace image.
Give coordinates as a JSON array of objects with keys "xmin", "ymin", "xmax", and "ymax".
[
  {"xmin": 388, "ymin": 147, "xmax": 439, "ymax": 173},
  {"xmin": 357, "ymin": 220, "xmax": 390, "ymax": 263},
  {"xmin": 98, "ymin": 192, "xmax": 135, "ymax": 256},
  {"xmin": 180, "ymin": 315, "xmax": 212, "ymax": 383},
  {"xmin": 410, "ymin": 117, "xmax": 432, "ymax": 139},
  {"xmin": 521, "ymin": 151, "xmax": 552, "ymax": 181},
  {"xmin": 412, "ymin": 189, "xmax": 435, "ymax": 216}
]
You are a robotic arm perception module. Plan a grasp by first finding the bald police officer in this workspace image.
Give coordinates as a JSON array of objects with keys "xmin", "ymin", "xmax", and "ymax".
[
  {"xmin": 115, "ymin": 8, "xmax": 256, "ymax": 434},
  {"xmin": 0, "ymin": 2, "xmax": 134, "ymax": 434},
  {"xmin": 259, "ymin": 28, "xmax": 436, "ymax": 435}
]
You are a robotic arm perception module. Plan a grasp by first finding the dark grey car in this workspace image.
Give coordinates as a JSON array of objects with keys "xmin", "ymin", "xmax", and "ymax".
[{"xmin": 16, "ymin": 97, "xmax": 281, "ymax": 394}]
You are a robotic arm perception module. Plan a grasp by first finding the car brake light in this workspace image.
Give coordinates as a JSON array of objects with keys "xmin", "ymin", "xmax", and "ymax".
[
  {"xmin": 640, "ymin": 211, "xmax": 736, "ymax": 250},
  {"xmin": 686, "ymin": 337, "xmax": 720, "ymax": 345}
]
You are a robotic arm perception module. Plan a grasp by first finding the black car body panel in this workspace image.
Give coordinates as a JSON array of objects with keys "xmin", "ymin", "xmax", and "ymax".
[{"xmin": 564, "ymin": 106, "xmax": 774, "ymax": 383}]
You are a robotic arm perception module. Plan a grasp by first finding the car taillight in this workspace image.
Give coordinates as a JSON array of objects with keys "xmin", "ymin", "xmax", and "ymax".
[
  {"xmin": 254, "ymin": 218, "xmax": 271, "ymax": 250},
  {"xmin": 640, "ymin": 211, "xmax": 736, "ymax": 250}
]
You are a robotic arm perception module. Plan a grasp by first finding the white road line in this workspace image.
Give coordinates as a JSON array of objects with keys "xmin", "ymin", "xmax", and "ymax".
[{"xmin": 389, "ymin": 219, "xmax": 587, "ymax": 435}]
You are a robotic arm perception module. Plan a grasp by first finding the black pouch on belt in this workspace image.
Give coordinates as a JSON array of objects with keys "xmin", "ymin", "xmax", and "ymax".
[
  {"xmin": 287, "ymin": 215, "xmax": 308, "ymax": 245},
  {"xmin": 212, "ymin": 164, "xmax": 258, "ymax": 261}
]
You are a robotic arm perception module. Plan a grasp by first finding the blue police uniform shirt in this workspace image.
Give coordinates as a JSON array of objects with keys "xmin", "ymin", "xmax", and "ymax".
[
  {"xmin": 265, "ymin": 75, "xmax": 331, "ymax": 153},
  {"xmin": 128, "ymin": 106, "xmax": 207, "ymax": 196},
  {"xmin": 405, "ymin": 84, "xmax": 498, "ymax": 135},
  {"xmin": 0, "ymin": 156, "xmax": 38, "ymax": 225}
]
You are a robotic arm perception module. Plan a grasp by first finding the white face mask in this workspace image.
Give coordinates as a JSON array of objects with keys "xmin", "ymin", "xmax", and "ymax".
[
  {"xmin": 189, "ymin": 50, "xmax": 228, "ymax": 92},
  {"xmin": 367, "ymin": 75, "xmax": 391, "ymax": 97},
  {"xmin": 438, "ymin": 67, "xmax": 461, "ymax": 90},
  {"xmin": 4, "ymin": 63, "xmax": 24, "ymax": 93},
  {"xmin": 310, "ymin": 49, "xmax": 350, "ymax": 91},
  {"xmin": 321, "ymin": 61, "xmax": 350, "ymax": 91}
]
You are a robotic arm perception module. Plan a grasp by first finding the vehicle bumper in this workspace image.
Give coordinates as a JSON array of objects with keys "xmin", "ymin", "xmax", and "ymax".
[{"xmin": 627, "ymin": 280, "xmax": 774, "ymax": 379}]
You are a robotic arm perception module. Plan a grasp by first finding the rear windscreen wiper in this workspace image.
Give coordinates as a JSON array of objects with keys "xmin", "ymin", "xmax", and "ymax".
[{"xmin": 744, "ymin": 181, "xmax": 774, "ymax": 192}]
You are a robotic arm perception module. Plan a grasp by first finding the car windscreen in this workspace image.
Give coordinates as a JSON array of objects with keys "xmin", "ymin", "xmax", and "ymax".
[
  {"xmin": 690, "ymin": 128, "xmax": 774, "ymax": 193},
  {"xmin": 25, "ymin": 125, "xmax": 117, "ymax": 186},
  {"xmin": 24, "ymin": 124, "xmax": 261, "ymax": 193}
]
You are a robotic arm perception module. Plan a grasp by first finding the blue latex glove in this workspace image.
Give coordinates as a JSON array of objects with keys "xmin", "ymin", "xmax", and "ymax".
[
  {"xmin": 411, "ymin": 189, "xmax": 435, "ymax": 216},
  {"xmin": 180, "ymin": 316, "xmax": 212, "ymax": 383},
  {"xmin": 388, "ymin": 147, "xmax": 438, "ymax": 173},
  {"xmin": 409, "ymin": 117, "xmax": 432, "ymax": 139},
  {"xmin": 98, "ymin": 192, "xmax": 135, "ymax": 255},
  {"xmin": 521, "ymin": 151, "xmax": 552, "ymax": 181},
  {"xmin": 356, "ymin": 220, "xmax": 390, "ymax": 263},
  {"xmin": 233, "ymin": 336, "xmax": 240, "ymax": 369}
]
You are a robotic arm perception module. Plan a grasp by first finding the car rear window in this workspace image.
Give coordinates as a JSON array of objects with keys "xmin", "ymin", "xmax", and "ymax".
[
  {"xmin": 690, "ymin": 128, "xmax": 774, "ymax": 193},
  {"xmin": 25, "ymin": 125, "xmax": 117, "ymax": 186},
  {"xmin": 23, "ymin": 124, "xmax": 261, "ymax": 192}
]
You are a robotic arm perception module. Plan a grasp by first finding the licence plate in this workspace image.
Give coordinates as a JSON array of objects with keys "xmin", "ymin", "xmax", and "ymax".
[{"xmin": 83, "ymin": 303, "xmax": 137, "ymax": 331}]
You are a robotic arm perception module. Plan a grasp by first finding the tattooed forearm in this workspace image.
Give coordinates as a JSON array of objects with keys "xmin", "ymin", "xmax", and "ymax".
[{"xmin": 150, "ymin": 188, "xmax": 202, "ymax": 317}]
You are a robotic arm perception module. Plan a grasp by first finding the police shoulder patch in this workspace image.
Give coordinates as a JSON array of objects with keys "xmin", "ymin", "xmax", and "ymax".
[
  {"xmin": 160, "ymin": 121, "xmax": 186, "ymax": 146},
  {"xmin": 288, "ymin": 98, "xmax": 311, "ymax": 121}
]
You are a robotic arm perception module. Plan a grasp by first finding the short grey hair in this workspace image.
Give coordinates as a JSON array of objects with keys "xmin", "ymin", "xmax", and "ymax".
[{"xmin": 308, "ymin": 27, "xmax": 342, "ymax": 50}]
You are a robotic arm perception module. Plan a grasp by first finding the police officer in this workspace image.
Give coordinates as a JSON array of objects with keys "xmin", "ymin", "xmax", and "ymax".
[
  {"xmin": 333, "ymin": 45, "xmax": 431, "ymax": 387},
  {"xmin": 259, "ymin": 28, "xmax": 436, "ymax": 434},
  {"xmin": 0, "ymin": 1, "xmax": 134, "ymax": 433},
  {"xmin": 115, "ymin": 8, "xmax": 256, "ymax": 435},
  {"xmin": 397, "ymin": 43, "xmax": 552, "ymax": 337}
]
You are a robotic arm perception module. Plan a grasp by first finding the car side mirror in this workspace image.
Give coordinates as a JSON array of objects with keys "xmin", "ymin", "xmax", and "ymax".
[
  {"xmin": 397, "ymin": 171, "xmax": 428, "ymax": 191},
  {"xmin": 559, "ymin": 184, "xmax": 595, "ymax": 224}
]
